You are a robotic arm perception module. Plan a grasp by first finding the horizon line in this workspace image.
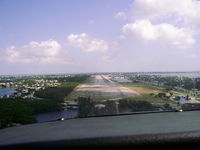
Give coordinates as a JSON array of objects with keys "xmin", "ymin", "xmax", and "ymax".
[{"xmin": 1, "ymin": 71, "xmax": 200, "ymax": 76}]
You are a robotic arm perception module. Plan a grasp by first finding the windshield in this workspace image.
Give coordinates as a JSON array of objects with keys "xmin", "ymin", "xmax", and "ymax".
[{"xmin": 1, "ymin": 0, "xmax": 200, "ymax": 130}]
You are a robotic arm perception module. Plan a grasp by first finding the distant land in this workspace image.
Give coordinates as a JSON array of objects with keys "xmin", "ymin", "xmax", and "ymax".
[{"xmin": 1, "ymin": 71, "xmax": 200, "ymax": 77}]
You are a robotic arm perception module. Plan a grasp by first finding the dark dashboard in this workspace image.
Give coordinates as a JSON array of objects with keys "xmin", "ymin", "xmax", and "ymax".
[{"xmin": 1, "ymin": 111, "xmax": 200, "ymax": 149}]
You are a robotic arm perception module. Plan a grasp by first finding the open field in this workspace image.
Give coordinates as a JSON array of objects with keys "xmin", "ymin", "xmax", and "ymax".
[
  {"xmin": 120, "ymin": 82, "xmax": 177, "ymax": 104},
  {"xmin": 121, "ymin": 82, "xmax": 200, "ymax": 104},
  {"xmin": 121, "ymin": 82, "xmax": 163, "ymax": 95},
  {"xmin": 66, "ymin": 75, "xmax": 140, "ymax": 101}
]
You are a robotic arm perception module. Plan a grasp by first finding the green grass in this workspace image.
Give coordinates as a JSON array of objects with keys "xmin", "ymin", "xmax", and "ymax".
[
  {"xmin": 122, "ymin": 82, "xmax": 163, "ymax": 89},
  {"xmin": 121, "ymin": 82, "xmax": 163, "ymax": 94},
  {"xmin": 123, "ymin": 94, "xmax": 175, "ymax": 104},
  {"xmin": 79, "ymin": 76, "xmax": 92, "ymax": 84},
  {"xmin": 34, "ymin": 82, "xmax": 79, "ymax": 101},
  {"xmin": 121, "ymin": 82, "xmax": 200, "ymax": 103},
  {"xmin": 58, "ymin": 82, "xmax": 79, "ymax": 88},
  {"xmin": 120, "ymin": 82, "xmax": 176, "ymax": 104}
]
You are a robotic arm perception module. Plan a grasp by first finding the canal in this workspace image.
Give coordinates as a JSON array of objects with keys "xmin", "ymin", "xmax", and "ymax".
[
  {"xmin": 34, "ymin": 109, "xmax": 78, "ymax": 123},
  {"xmin": 0, "ymin": 88, "xmax": 16, "ymax": 97}
]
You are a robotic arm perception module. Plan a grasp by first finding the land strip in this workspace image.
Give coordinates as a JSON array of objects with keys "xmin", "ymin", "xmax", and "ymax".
[{"xmin": 66, "ymin": 75, "xmax": 140, "ymax": 101}]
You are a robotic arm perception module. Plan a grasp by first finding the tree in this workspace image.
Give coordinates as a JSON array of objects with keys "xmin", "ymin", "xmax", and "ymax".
[
  {"xmin": 0, "ymin": 99, "xmax": 36, "ymax": 128},
  {"xmin": 78, "ymin": 97, "xmax": 93, "ymax": 118},
  {"xmin": 182, "ymin": 77, "xmax": 194, "ymax": 90},
  {"xmin": 195, "ymin": 78, "xmax": 200, "ymax": 90},
  {"xmin": 119, "ymin": 99, "xmax": 154, "ymax": 112},
  {"xmin": 158, "ymin": 93, "xmax": 166, "ymax": 98}
]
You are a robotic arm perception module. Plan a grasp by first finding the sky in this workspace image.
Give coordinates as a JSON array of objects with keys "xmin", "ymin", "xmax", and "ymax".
[{"xmin": 1, "ymin": 0, "xmax": 200, "ymax": 75}]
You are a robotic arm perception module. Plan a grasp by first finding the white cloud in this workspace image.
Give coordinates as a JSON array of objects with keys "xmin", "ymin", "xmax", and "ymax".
[
  {"xmin": 4, "ymin": 39, "xmax": 69, "ymax": 64},
  {"xmin": 119, "ymin": 0, "xmax": 200, "ymax": 49},
  {"xmin": 122, "ymin": 20, "xmax": 195, "ymax": 48},
  {"xmin": 67, "ymin": 33, "xmax": 109, "ymax": 52},
  {"xmin": 129, "ymin": 0, "xmax": 200, "ymax": 25},
  {"xmin": 115, "ymin": 11, "xmax": 127, "ymax": 19}
]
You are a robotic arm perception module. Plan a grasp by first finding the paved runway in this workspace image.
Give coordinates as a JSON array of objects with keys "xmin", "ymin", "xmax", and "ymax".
[{"xmin": 67, "ymin": 75, "xmax": 140, "ymax": 101}]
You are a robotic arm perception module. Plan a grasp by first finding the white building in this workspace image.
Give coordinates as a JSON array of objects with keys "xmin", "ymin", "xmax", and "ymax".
[{"xmin": 95, "ymin": 104, "xmax": 106, "ymax": 109}]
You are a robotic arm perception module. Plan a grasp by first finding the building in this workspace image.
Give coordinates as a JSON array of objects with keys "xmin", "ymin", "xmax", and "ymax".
[
  {"xmin": 95, "ymin": 104, "xmax": 106, "ymax": 109},
  {"xmin": 174, "ymin": 95, "xmax": 190, "ymax": 101}
]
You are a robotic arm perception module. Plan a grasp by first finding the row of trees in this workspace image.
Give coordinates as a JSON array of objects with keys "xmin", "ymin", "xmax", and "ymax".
[
  {"xmin": 44, "ymin": 75, "xmax": 90, "ymax": 83},
  {"xmin": 0, "ymin": 98, "xmax": 36, "ymax": 129},
  {"xmin": 34, "ymin": 75, "xmax": 89, "ymax": 101},
  {"xmin": 77, "ymin": 96, "xmax": 157, "ymax": 118},
  {"xmin": 129, "ymin": 75, "xmax": 200, "ymax": 90},
  {"xmin": 119, "ymin": 99, "xmax": 155, "ymax": 112},
  {"xmin": 0, "ymin": 98, "xmax": 66, "ymax": 129},
  {"xmin": 34, "ymin": 85, "xmax": 77, "ymax": 101}
]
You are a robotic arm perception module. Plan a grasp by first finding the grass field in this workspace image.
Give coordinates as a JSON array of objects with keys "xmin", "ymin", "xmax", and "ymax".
[
  {"xmin": 121, "ymin": 82, "xmax": 163, "ymax": 94},
  {"xmin": 121, "ymin": 94, "xmax": 170, "ymax": 104},
  {"xmin": 121, "ymin": 82, "xmax": 176, "ymax": 104}
]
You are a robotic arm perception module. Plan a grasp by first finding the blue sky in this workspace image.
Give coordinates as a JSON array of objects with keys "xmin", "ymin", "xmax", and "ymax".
[{"xmin": 1, "ymin": 0, "xmax": 200, "ymax": 75}]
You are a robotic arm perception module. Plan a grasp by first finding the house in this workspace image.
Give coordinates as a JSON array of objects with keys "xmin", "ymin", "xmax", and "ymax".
[
  {"xmin": 22, "ymin": 89, "xmax": 29, "ymax": 94},
  {"xmin": 95, "ymin": 104, "xmax": 106, "ymax": 109},
  {"xmin": 174, "ymin": 95, "xmax": 190, "ymax": 101},
  {"xmin": 169, "ymin": 104, "xmax": 182, "ymax": 111}
]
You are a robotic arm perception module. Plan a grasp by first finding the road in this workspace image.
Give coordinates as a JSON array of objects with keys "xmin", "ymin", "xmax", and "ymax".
[{"xmin": 66, "ymin": 75, "xmax": 140, "ymax": 101}]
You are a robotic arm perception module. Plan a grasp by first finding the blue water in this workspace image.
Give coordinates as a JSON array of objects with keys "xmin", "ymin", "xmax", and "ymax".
[
  {"xmin": 34, "ymin": 109, "xmax": 78, "ymax": 123},
  {"xmin": 0, "ymin": 88, "xmax": 16, "ymax": 97}
]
